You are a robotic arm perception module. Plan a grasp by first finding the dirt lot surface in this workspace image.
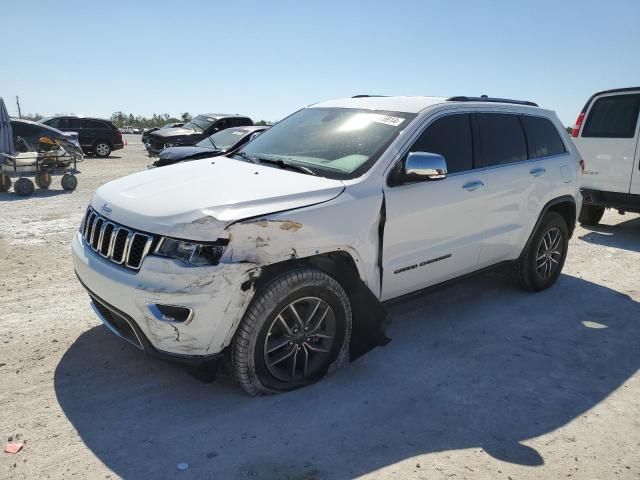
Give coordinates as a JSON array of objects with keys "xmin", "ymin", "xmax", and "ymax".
[{"xmin": 1, "ymin": 134, "xmax": 639, "ymax": 480}]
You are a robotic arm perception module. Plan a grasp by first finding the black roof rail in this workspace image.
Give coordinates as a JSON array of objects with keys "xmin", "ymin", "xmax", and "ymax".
[
  {"xmin": 351, "ymin": 94, "xmax": 388, "ymax": 98},
  {"xmin": 447, "ymin": 95, "xmax": 538, "ymax": 107}
]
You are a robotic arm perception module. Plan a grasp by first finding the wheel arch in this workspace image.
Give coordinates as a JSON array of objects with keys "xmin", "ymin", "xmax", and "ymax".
[
  {"xmin": 523, "ymin": 195, "xmax": 576, "ymax": 254},
  {"xmin": 249, "ymin": 250, "xmax": 389, "ymax": 361},
  {"xmin": 93, "ymin": 138, "xmax": 113, "ymax": 149}
]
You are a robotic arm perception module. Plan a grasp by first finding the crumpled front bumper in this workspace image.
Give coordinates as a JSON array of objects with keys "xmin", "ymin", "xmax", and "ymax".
[{"xmin": 72, "ymin": 232, "xmax": 256, "ymax": 359}]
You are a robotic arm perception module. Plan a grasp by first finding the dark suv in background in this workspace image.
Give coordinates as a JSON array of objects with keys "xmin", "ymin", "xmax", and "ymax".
[
  {"xmin": 146, "ymin": 114, "xmax": 253, "ymax": 155},
  {"xmin": 40, "ymin": 116, "xmax": 124, "ymax": 157}
]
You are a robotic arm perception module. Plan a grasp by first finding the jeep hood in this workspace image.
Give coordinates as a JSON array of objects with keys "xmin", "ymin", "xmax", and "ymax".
[{"xmin": 91, "ymin": 156, "xmax": 345, "ymax": 241}]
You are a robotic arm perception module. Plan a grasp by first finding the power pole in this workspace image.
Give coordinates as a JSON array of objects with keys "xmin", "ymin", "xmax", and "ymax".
[{"xmin": 16, "ymin": 96, "xmax": 22, "ymax": 118}]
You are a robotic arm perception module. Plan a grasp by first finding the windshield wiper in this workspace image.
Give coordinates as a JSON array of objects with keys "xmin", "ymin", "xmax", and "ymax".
[
  {"xmin": 234, "ymin": 151, "xmax": 258, "ymax": 163},
  {"xmin": 255, "ymin": 157, "xmax": 317, "ymax": 176}
]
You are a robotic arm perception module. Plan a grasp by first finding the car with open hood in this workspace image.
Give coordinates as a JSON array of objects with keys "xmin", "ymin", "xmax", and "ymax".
[
  {"xmin": 73, "ymin": 95, "xmax": 582, "ymax": 395},
  {"xmin": 141, "ymin": 122, "xmax": 184, "ymax": 145},
  {"xmin": 145, "ymin": 114, "xmax": 253, "ymax": 156},
  {"xmin": 151, "ymin": 126, "xmax": 268, "ymax": 167}
]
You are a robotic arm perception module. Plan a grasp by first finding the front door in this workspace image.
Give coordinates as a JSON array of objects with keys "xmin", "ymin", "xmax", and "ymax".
[{"xmin": 381, "ymin": 113, "xmax": 488, "ymax": 301}]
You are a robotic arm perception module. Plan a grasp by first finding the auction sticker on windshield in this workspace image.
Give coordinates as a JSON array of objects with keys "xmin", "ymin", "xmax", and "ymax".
[{"xmin": 371, "ymin": 114, "xmax": 405, "ymax": 127}]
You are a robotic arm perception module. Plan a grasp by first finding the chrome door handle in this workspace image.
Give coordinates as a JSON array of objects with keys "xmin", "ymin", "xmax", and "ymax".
[
  {"xmin": 462, "ymin": 180, "xmax": 484, "ymax": 191},
  {"xmin": 529, "ymin": 167, "xmax": 546, "ymax": 177}
]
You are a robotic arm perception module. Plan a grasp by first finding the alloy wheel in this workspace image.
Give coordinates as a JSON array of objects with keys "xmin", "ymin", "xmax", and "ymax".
[
  {"xmin": 96, "ymin": 143, "xmax": 110, "ymax": 156},
  {"xmin": 264, "ymin": 296, "xmax": 336, "ymax": 382},
  {"xmin": 535, "ymin": 227, "xmax": 563, "ymax": 280}
]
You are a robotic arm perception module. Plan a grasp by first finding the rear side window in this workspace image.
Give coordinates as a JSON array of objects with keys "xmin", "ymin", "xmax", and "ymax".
[
  {"xmin": 477, "ymin": 113, "xmax": 527, "ymax": 167},
  {"xmin": 582, "ymin": 94, "xmax": 640, "ymax": 138},
  {"xmin": 407, "ymin": 114, "xmax": 473, "ymax": 173},
  {"xmin": 234, "ymin": 117, "xmax": 253, "ymax": 127},
  {"xmin": 83, "ymin": 119, "xmax": 109, "ymax": 129},
  {"xmin": 60, "ymin": 118, "xmax": 82, "ymax": 129},
  {"xmin": 521, "ymin": 116, "xmax": 566, "ymax": 158}
]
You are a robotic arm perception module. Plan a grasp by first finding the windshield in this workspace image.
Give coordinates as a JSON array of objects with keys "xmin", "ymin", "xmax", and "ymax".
[
  {"xmin": 237, "ymin": 108, "xmax": 416, "ymax": 179},
  {"xmin": 181, "ymin": 115, "xmax": 215, "ymax": 133},
  {"xmin": 196, "ymin": 128, "xmax": 250, "ymax": 150}
]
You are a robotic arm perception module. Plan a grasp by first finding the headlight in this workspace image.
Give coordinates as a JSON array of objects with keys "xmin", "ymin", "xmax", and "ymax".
[{"xmin": 155, "ymin": 238, "xmax": 227, "ymax": 266}]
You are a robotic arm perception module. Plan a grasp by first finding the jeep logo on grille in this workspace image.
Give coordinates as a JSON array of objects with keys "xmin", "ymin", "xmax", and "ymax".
[{"xmin": 100, "ymin": 203, "xmax": 113, "ymax": 216}]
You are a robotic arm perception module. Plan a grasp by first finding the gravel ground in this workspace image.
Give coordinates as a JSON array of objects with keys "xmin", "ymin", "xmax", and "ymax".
[{"xmin": 1, "ymin": 134, "xmax": 639, "ymax": 480}]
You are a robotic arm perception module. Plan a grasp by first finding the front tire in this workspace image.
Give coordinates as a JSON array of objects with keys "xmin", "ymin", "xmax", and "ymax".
[
  {"xmin": 61, "ymin": 174, "xmax": 78, "ymax": 191},
  {"xmin": 230, "ymin": 268, "xmax": 352, "ymax": 395},
  {"xmin": 94, "ymin": 141, "xmax": 111, "ymax": 158},
  {"xmin": 578, "ymin": 204, "xmax": 605, "ymax": 226},
  {"xmin": 511, "ymin": 212, "xmax": 568, "ymax": 292}
]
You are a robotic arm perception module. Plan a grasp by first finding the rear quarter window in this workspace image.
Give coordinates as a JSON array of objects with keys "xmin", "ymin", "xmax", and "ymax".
[
  {"xmin": 477, "ymin": 113, "xmax": 527, "ymax": 167},
  {"xmin": 582, "ymin": 94, "xmax": 640, "ymax": 138},
  {"xmin": 521, "ymin": 115, "xmax": 566, "ymax": 158}
]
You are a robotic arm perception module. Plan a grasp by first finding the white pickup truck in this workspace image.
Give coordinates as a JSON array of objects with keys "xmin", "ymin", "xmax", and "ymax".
[
  {"xmin": 73, "ymin": 95, "xmax": 582, "ymax": 395},
  {"xmin": 571, "ymin": 87, "xmax": 640, "ymax": 224}
]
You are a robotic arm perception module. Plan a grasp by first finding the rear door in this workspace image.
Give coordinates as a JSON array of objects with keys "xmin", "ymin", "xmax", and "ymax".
[
  {"xmin": 576, "ymin": 92, "xmax": 640, "ymax": 193},
  {"xmin": 66, "ymin": 118, "xmax": 85, "ymax": 146},
  {"xmin": 381, "ymin": 112, "xmax": 488, "ymax": 300},
  {"xmin": 475, "ymin": 112, "xmax": 552, "ymax": 267}
]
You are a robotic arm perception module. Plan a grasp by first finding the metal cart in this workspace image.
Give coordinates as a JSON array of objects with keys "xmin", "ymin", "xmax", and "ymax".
[{"xmin": 0, "ymin": 137, "xmax": 83, "ymax": 196}]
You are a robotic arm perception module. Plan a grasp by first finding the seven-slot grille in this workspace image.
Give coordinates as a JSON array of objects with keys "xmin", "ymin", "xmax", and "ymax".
[{"xmin": 81, "ymin": 207, "xmax": 154, "ymax": 270}]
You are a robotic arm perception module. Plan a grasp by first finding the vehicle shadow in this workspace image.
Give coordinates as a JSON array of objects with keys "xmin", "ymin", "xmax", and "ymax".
[
  {"xmin": 578, "ymin": 215, "xmax": 640, "ymax": 253},
  {"xmin": 0, "ymin": 189, "xmax": 75, "ymax": 201},
  {"xmin": 54, "ymin": 273, "xmax": 640, "ymax": 479}
]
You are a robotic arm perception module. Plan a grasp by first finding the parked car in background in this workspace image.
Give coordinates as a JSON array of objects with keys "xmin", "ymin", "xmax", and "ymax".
[
  {"xmin": 40, "ymin": 116, "xmax": 124, "ymax": 157},
  {"xmin": 10, "ymin": 118, "xmax": 79, "ymax": 150},
  {"xmin": 73, "ymin": 95, "xmax": 582, "ymax": 395},
  {"xmin": 152, "ymin": 126, "xmax": 268, "ymax": 167},
  {"xmin": 141, "ymin": 122, "xmax": 184, "ymax": 145},
  {"xmin": 146, "ymin": 114, "xmax": 252, "ymax": 155},
  {"xmin": 571, "ymin": 87, "xmax": 640, "ymax": 225},
  {"xmin": 132, "ymin": 127, "xmax": 142, "ymax": 134}
]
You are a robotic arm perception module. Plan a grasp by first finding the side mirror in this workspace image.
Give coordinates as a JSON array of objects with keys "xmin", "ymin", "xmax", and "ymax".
[{"xmin": 404, "ymin": 152, "xmax": 447, "ymax": 182}]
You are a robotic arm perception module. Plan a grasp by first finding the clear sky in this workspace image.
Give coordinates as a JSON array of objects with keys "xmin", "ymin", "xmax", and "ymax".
[{"xmin": 2, "ymin": 0, "xmax": 639, "ymax": 126}]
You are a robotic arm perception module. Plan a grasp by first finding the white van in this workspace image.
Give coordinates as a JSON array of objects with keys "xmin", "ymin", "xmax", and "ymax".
[{"xmin": 571, "ymin": 87, "xmax": 640, "ymax": 224}]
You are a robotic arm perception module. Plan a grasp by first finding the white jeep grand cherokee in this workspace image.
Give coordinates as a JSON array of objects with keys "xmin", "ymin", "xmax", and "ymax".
[{"xmin": 73, "ymin": 95, "xmax": 582, "ymax": 395}]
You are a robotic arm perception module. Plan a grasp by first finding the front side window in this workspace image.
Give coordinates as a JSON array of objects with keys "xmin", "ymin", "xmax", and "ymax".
[
  {"xmin": 238, "ymin": 107, "xmax": 416, "ymax": 179},
  {"xmin": 42, "ymin": 118, "xmax": 59, "ymax": 128},
  {"xmin": 582, "ymin": 94, "xmax": 640, "ymax": 138},
  {"xmin": 68, "ymin": 118, "xmax": 83, "ymax": 129},
  {"xmin": 521, "ymin": 115, "xmax": 566, "ymax": 159},
  {"xmin": 406, "ymin": 114, "xmax": 473, "ymax": 174},
  {"xmin": 477, "ymin": 113, "xmax": 527, "ymax": 167}
]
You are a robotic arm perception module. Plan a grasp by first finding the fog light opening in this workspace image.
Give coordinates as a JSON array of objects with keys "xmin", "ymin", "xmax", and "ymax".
[{"xmin": 148, "ymin": 303, "xmax": 193, "ymax": 324}]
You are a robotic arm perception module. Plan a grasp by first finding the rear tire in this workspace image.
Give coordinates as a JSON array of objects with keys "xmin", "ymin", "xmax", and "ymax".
[
  {"xmin": 94, "ymin": 141, "xmax": 111, "ymax": 158},
  {"xmin": 511, "ymin": 212, "xmax": 568, "ymax": 292},
  {"xmin": 578, "ymin": 204, "xmax": 605, "ymax": 226},
  {"xmin": 0, "ymin": 174, "xmax": 11, "ymax": 192},
  {"xmin": 35, "ymin": 172, "xmax": 52, "ymax": 189},
  {"xmin": 230, "ymin": 267, "xmax": 352, "ymax": 395}
]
